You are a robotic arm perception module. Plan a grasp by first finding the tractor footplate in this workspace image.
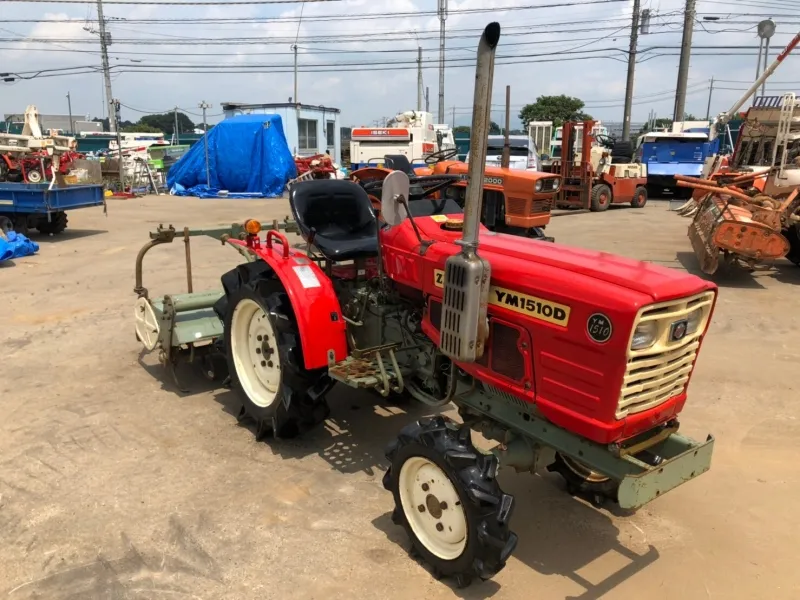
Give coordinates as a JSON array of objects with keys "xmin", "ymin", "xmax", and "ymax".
[
  {"xmin": 329, "ymin": 357, "xmax": 395, "ymax": 388},
  {"xmin": 329, "ymin": 352, "xmax": 409, "ymax": 397}
]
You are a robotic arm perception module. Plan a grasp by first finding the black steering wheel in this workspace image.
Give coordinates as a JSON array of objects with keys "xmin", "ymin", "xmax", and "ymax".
[
  {"xmin": 594, "ymin": 134, "xmax": 615, "ymax": 149},
  {"xmin": 425, "ymin": 147, "xmax": 460, "ymax": 165},
  {"xmin": 362, "ymin": 174, "xmax": 460, "ymax": 200}
]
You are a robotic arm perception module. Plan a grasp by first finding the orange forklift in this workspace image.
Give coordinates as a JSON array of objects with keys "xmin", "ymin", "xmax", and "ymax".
[{"xmin": 551, "ymin": 120, "xmax": 648, "ymax": 211}]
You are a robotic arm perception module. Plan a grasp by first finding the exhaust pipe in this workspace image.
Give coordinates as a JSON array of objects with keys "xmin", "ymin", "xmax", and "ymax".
[
  {"xmin": 460, "ymin": 22, "xmax": 500, "ymax": 251},
  {"xmin": 438, "ymin": 23, "xmax": 500, "ymax": 364}
]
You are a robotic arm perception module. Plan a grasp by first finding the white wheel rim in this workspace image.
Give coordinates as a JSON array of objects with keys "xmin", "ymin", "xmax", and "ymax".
[
  {"xmin": 133, "ymin": 297, "xmax": 160, "ymax": 351},
  {"xmin": 399, "ymin": 456, "xmax": 468, "ymax": 560},
  {"xmin": 28, "ymin": 171, "xmax": 42, "ymax": 183},
  {"xmin": 230, "ymin": 298, "xmax": 281, "ymax": 408}
]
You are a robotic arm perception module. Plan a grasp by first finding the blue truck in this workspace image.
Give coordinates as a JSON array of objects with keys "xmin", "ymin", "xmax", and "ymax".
[
  {"xmin": 0, "ymin": 182, "xmax": 105, "ymax": 235},
  {"xmin": 635, "ymin": 129, "xmax": 721, "ymax": 199}
]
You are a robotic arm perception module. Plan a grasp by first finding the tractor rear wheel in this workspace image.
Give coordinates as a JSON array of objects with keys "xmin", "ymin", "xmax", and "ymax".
[
  {"xmin": 631, "ymin": 185, "xmax": 648, "ymax": 208},
  {"xmin": 36, "ymin": 212, "xmax": 68, "ymax": 235},
  {"xmin": 784, "ymin": 225, "xmax": 800, "ymax": 266},
  {"xmin": 383, "ymin": 416, "xmax": 517, "ymax": 587},
  {"xmin": 590, "ymin": 183, "xmax": 612, "ymax": 212},
  {"xmin": 548, "ymin": 453, "xmax": 619, "ymax": 505},
  {"xmin": 223, "ymin": 268, "xmax": 332, "ymax": 439}
]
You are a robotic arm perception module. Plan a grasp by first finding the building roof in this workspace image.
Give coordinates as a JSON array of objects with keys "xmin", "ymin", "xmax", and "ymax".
[{"xmin": 221, "ymin": 102, "xmax": 340, "ymax": 114}]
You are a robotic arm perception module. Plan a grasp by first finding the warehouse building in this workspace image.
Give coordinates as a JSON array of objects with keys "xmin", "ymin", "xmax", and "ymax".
[{"xmin": 221, "ymin": 102, "xmax": 341, "ymax": 165}]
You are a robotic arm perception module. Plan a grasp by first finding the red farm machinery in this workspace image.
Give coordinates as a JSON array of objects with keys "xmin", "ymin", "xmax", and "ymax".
[{"xmin": 133, "ymin": 24, "xmax": 718, "ymax": 587}]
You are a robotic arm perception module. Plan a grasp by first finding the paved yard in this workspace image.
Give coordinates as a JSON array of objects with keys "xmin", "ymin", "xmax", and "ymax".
[{"xmin": 1, "ymin": 196, "xmax": 799, "ymax": 599}]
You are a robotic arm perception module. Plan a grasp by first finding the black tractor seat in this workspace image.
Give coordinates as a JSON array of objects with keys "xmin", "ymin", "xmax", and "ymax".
[
  {"xmin": 290, "ymin": 179, "xmax": 379, "ymax": 261},
  {"xmin": 383, "ymin": 154, "xmax": 415, "ymax": 176}
]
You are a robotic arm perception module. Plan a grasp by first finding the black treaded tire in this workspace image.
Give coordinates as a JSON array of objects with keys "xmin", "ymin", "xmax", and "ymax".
[
  {"xmin": 0, "ymin": 160, "xmax": 8, "ymax": 182},
  {"xmin": 547, "ymin": 453, "xmax": 620, "ymax": 505},
  {"xmin": 221, "ymin": 262, "xmax": 332, "ymax": 439},
  {"xmin": 784, "ymin": 225, "xmax": 800, "ymax": 266},
  {"xmin": 590, "ymin": 183, "xmax": 612, "ymax": 212},
  {"xmin": 631, "ymin": 185, "xmax": 648, "ymax": 208},
  {"xmin": 383, "ymin": 415, "xmax": 517, "ymax": 587},
  {"xmin": 0, "ymin": 216, "xmax": 12, "ymax": 235},
  {"xmin": 36, "ymin": 212, "xmax": 68, "ymax": 235}
]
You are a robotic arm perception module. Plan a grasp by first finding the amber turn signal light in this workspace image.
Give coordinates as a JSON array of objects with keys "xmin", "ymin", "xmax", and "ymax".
[{"xmin": 244, "ymin": 219, "xmax": 261, "ymax": 235}]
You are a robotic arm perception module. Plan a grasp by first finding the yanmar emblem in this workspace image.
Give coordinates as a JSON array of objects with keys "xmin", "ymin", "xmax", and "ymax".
[{"xmin": 433, "ymin": 270, "xmax": 570, "ymax": 326}]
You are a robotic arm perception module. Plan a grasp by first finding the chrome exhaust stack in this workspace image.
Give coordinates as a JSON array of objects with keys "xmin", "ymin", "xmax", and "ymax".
[{"xmin": 438, "ymin": 23, "xmax": 500, "ymax": 363}]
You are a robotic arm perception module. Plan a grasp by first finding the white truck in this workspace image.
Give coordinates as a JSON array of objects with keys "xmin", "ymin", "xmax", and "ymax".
[{"xmin": 349, "ymin": 111, "xmax": 454, "ymax": 169}]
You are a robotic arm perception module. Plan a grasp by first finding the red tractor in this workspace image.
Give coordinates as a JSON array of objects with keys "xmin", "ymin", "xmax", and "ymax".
[{"xmin": 134, "ymin": 24, "xmax": 717, "ymax": 586}]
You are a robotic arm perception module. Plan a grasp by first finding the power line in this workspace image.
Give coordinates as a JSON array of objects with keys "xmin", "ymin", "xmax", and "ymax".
[{"xmin": 3, "ymin": 0, "xmax": 341, "ymax": 4}]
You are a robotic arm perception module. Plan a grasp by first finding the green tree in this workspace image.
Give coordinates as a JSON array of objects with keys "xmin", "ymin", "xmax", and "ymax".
[
  {"xmin": 453, "ymin": 125, "xmax": 470, "ymax": 134},
  {"xmin": 518, "ymin": 95, "xmax": 592, "ymax": 128},
  {"xmin": 122, "ymin": 123, "xmax": 162, "ymax": 133},
  {"xmin": 135, "ymin": 112, "xmax": 195, "ymax": 135},
  {"xmin": 489, "ymin": 121, "xmax": 501, "ymax": 134}
]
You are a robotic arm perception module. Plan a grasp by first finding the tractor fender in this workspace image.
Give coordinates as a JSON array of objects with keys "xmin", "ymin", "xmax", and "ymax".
[{"xmin": 221, "ymin": 239, "xmax": 348, "ymax": 370}]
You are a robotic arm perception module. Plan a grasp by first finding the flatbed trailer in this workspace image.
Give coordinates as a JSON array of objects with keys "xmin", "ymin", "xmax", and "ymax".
[{"xmin": 0, "ymin": 182, "xmax": 105, "ymax": 235}]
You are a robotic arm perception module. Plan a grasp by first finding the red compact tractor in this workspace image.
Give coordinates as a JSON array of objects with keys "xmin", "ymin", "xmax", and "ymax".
[{"xmin": 134, "ymin": 24, "xmax": 717, "ymax": 586}]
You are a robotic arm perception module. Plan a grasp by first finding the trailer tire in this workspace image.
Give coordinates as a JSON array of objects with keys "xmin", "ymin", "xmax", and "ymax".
[
  {"xmin": 12, "ymin": 216, "xmax": 29, "ymax": 236},
  {"xmin": 36, "ymin": 212, "xmax": 68, "ymax": 235},
  {"xmin": 383, "ymin": 416, "xmax": 517, "ymax": 587},
  {"xmin": 590, "ymin": 183, "xmax": 612, "ymax": 212},
  {"xmin": 222, "ymin": 264, "xmax": 332, "ymax": 439},
  {"xmin": 631, "ymin": 185, "xmax": 648, "ymax": 208},
  {"xmin": 0, "ymin": 216, "xmax": 12, "ymax": 235}
]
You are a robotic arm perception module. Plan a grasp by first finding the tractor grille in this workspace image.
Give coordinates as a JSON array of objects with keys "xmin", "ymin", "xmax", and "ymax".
[
  {"xmin": 531, "ymin": 199, "xmax": 552, "ymax": 213},
  {"xmin": 617, "ymin": 292, "xmax": 715, "ymax": 419},
  {"xmin": 507, "ymin": 197, "xmax": 528, "ymax": 216}
]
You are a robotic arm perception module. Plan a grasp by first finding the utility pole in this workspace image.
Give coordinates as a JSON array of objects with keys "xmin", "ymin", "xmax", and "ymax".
[
  {"xmin": 173, "ymin": 106, "xmax": 179, "ymax": 145},
  {"xmin": 199, "ymin": 101, "xmax": 212, "ymax": 186},
  {"xmin": 113, "ymin": 98, "xmax": 123, "ymax": 192},
  {"xmin": 96, "ymin": 0, "xmax": 116, "ymax": 132},
  {"xmin": 292, "ymin": 44, "xmax": 298, "ymax": 105},
  {"xmin": 437, "ymin": 0, "xmax": 447, "ymax": 123},
  {"xmin": 425, "ymin": 87, "xmax": 430, "ymax": 113},
  {"xmin": 501, "ymin": 85, "xmax": 511, "ymax": 168},
  {"xmin": 451, "ymin": 106, "xmax": 455, "ymax": 128},
  {"xmin": 66, "ymin": 91, "xmax": 74, "ymax": 134},
  {"xmin": 417, "ymin": 47, "xmax": 423, "ymax": 112},
  {"xmin": 705, "ymin": 77, "xmax": 714, "ymax": 120},
  {"xmin": 621, "ymin": 0, "xmax": 640, "ymax": 141},
  {"xmin": 672, "ymin": 0, "xmax": 696, "ymax": 123}
]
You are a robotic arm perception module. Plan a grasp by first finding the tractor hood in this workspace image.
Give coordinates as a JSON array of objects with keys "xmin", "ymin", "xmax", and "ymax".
[{"xmin": 413, "ymin": 216, "xmax": 707, "ymax": 302}]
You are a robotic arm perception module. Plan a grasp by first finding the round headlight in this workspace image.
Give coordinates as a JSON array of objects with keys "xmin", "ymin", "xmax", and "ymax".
[
  {"xmin": 534, "ymin": 180, "xmax": 543, "ymax": 192},
  {"xmin": 686, "ymin": 307, "xmax": 703, "ymax": 334},
  {"xmin": 631, "ymin": 320, "xmax": 658, "ymax": 350},
  {"xmin": 552, "ymin": 178, "xmax": 561, "ymax": 191}
]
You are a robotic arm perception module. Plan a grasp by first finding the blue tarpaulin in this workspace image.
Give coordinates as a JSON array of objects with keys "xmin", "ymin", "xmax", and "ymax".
[
  {"xmin": 0, "ymin": 231, "xmax": 39, "ymax": 262},
  {"xmin": 167, "ymin": 114, "xmax": 297, "ymax": 198}
]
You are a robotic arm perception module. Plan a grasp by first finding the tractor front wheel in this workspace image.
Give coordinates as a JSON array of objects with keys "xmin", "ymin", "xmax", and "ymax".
[
  {"xmin": 223, "ymin": 271, "xmax": 331, "ymax": 439},
  {"xmin": 631, "ymin": 185, "xmax": 648, "ymax": 208},
  {"xmin": 590, "ymin": 183, "xmax": 612, "ymax": 212},
  {"xmin": 26, "ymin": 169, "xmax": 43, "ymax": 184},
  {"xmin": 548, "ymin": 453, "xmax": 619, "ymax": 505},
  {"xmin": 383, "ymin": 416, "xmax": 517, "ymax": 587}
]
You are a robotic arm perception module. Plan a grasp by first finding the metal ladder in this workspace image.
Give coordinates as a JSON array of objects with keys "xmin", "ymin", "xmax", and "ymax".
[
  {"xmin": 328, "ymin": 344, "xmax": 406, "ymax": 397},
  {"xmin": 772, "ymin": 92, "xmax": 797, "ymax": 182}
]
